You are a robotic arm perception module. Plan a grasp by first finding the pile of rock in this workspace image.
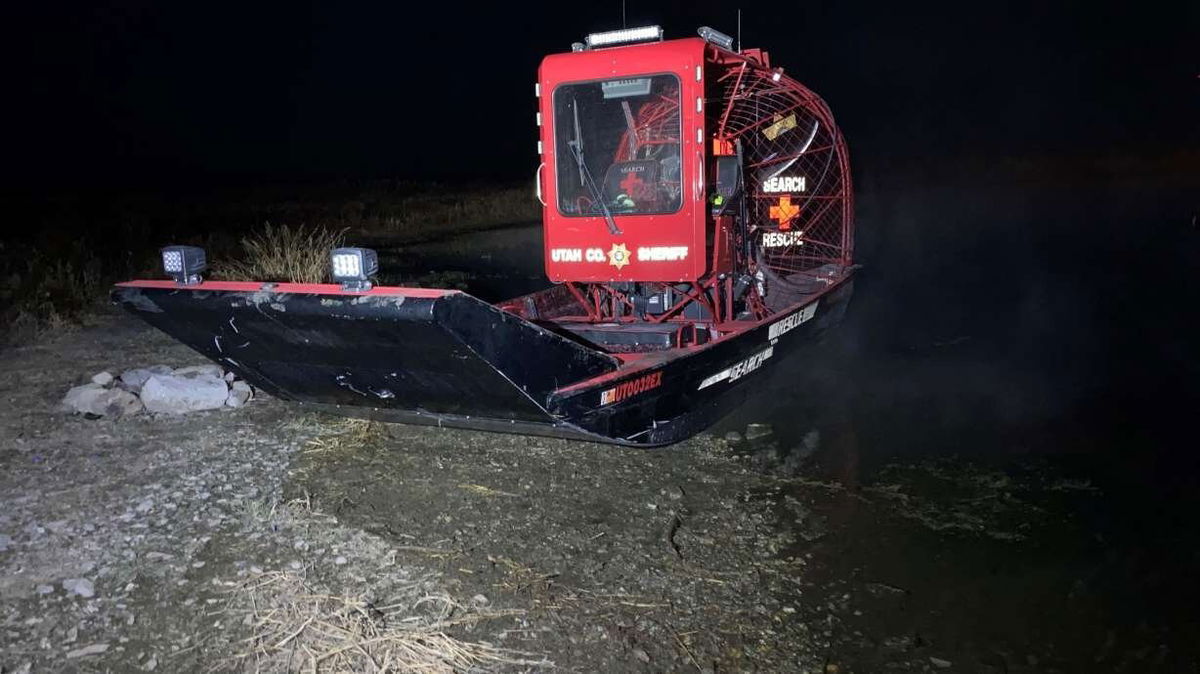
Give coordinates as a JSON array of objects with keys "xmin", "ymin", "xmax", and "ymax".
[{"xmin": 62, "ymin": 364, "xmax": 255, "ymax": 418}]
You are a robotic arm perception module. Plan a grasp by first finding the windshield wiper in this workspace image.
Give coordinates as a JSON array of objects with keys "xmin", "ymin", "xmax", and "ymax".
[{"xmin": 568, "ymin": 98, "xmax": 621, "ymax": 236}]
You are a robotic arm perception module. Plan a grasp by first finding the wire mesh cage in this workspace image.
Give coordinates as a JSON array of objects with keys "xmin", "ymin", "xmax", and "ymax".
[{"xmin": 710, "ymin": 57, "xmax": 853, "ymax": 284}]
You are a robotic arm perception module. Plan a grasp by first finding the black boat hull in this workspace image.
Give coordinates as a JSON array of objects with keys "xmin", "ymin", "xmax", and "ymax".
[{"xmin": 113, "ymin": 277, "xmax": 853, "ymax": 446}]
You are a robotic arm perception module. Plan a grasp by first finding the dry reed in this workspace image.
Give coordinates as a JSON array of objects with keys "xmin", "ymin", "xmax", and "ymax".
[
  {"xmin": 222, "ymin": 570, "xmax": 547, "ymax": 672},
  {"xmin": 213, "ymin": 223, "xmax": 347, "ymax": 283}
]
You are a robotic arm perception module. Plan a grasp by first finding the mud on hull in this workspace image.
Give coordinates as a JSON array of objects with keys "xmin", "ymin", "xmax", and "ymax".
[{"xmin": 113, "ymin": 278, "xmax": 853, "ymax": 446}]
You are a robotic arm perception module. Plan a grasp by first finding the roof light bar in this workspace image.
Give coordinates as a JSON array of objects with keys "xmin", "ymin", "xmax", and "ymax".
[
  {"xmin": 584, "ymin": 25, "xmax": 663, "ymax": 49},
  {"xmin": 697, "ymin": 26, "xmax": 735, "ymax": 50}
]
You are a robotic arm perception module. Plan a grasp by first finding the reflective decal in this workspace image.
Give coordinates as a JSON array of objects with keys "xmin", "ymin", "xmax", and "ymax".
[
  {"xmin": 761, "ymin": 175, "xmax": 807, "ymax": 193},
  {"xmin": 769, "ymin": 196, "xmax": 801, "ymax": 229},
  {"xmin": 761, "ymin": 231, "xmax": 805, "ymax": 248},
  {"xmin": 600, "ymin": 371, "xmax": 663, "ymax": 405},
  {"xmin": 762, "ymin": 113, "xmax": 798, "ymax": 141},
  {"xmin": 697, "ymin": 347, "xmax": 774, "ymax": 390},
  {"xmin": 768, "ymin": 301, "xmax": 819, "ymax": 341},
  {"xmin": 607, "ymin": 243, "xmax": 631, "ymax": 270},
  {"xmin": 637, "ymin": 246, "xmax": 689, "ymax": 261},
  {"xmin": 551, "ymin": 248, "xmax": 606, "ymax": 263}
]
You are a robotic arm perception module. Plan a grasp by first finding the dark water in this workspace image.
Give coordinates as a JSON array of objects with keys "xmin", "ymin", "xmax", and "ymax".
[{"xmin": 377, "ymin": 172, "xmax": 1200, "ymax": 670}]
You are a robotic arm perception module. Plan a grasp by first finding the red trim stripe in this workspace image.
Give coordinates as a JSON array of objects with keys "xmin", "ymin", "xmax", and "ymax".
[{"xmin": 115, "ymin": 279, "xmax": 456, "ymax": 299}]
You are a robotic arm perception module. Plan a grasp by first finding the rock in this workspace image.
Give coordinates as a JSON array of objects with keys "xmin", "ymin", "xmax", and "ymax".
[
  {"xmin": 118, "ymin": 369, "xmax": 154, "ymax": 393},
  {"xmin": 66, "ymin": 643, "xmax": 109, "ymax": 658},
  {"xmin": 140, "ymin": 374, "xmax": 228, "ymax": 414},
  {"xmin": 144, "ymin": 656, "xmax": 158, "ymax": 671},
  {"xmin": 930, "ymin": 657, "xmax": 952, "ymax": 669},
  {"xmin": 86, "ymin": 389, "xmax": 141, "ymax": 418},
  {"xmin": 36, "ymin": 584, "xmax": 54, "ymax": 595},
  {"xmin": 224, "ymin": 371, "xmax": 236, "ymax": 382},
  {"xmin": 62, "ymin": 578, "xmax": 95, "ymax": 598},
  {"xmin": 102, "ymin": 389, "xmax": 143, "ymax": 418},
  {"xmin": 745, "ymin": 423, "xmax": 774, "ymax": 441},
  {"xmin": 632, "ymin": 647, "xmax": 650, "ymax": 663},
  {"xmin": 723, "ymin": 431, "xmax": 743, "ymax": 443},
  {"xmin": 62, "ymin": 384, "xmax": 106, "ymax": 413},
  {"xmin": 0, "ymin": 533, "xmax": 10, "ymax": 551},
  {"xmin": 225, "ymin": 381, "xmax": 252, "ymax": 408},
  {"xmin": 334, "ymin": 556, "xmax": 347, "ymax": 565},
  {"xmin": 471, "ymin": 594, "xmax": 489, "ymax": 607},
  {"xmin": 62, "ymin": 385, "xmax": 142, "ymax": 417},
  {"xmin": 91, "ymin": 371, "xmax": 114, "ymax": 386},
  {"xmin": 173, "ymin": 364, "xmax": 225, "ymax": 378}
]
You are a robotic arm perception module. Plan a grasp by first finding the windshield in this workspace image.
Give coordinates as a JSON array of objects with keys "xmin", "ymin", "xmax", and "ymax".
[{"xmin": 553, "ymin": 74, "xmax": 683, "ymax": 217}]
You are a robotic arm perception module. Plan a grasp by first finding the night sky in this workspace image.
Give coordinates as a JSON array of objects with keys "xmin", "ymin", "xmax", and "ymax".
[{"xmin": 6, "ymin": 0, "xmax": 1196, "ymax": 188}]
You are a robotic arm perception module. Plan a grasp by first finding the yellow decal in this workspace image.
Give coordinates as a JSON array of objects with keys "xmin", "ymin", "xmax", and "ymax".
[
  {"xmin": 762, "ymin": 113, "xmax": 798, "ymax": 141},
  {"xmin": 607, "ymin": 243, "xmax": 631, "ymax": 270}
]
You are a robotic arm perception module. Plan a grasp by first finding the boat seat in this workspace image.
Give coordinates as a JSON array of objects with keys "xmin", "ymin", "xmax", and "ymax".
[{"xmin": 559, "ymin": 321, "xmax": 684, "ymax": 353}]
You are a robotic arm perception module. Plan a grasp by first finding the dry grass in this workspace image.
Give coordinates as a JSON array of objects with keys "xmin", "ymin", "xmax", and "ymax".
[
  {"xmin": 222, "ymin": 571, "xmax": 547, "ymax": 673},
  {"xmin": 1, "ymin": 242, "xmax": 104, "ymax": 345},
  {"xmin": 302, "ymin": 418, "xmax": 389, "ymax": 456},
  {"xmin": 354, "ymin": 185, "xmax": 538, "ymax": 240},
  {"xmin": 487, "ymin": 556, "xmax": 560, "ymax": 601},
  {"xmin": 212, "ymin": 223, "xmax": 347, "ymax": 283}
]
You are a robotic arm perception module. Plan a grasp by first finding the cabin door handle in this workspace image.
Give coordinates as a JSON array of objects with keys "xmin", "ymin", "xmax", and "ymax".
[{"xmin": 535, "ymin": 162, "xmax": 546, "ymax": 206}]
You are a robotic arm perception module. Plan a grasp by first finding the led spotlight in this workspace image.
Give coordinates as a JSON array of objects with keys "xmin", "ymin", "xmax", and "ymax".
[
  {"xmin": 330, "ymin": 247, "xmax": 378, "ymax": 292},
  {"xmin": 697, "ymin": 26, "xmax": 735, "ymax": 50},
  {"xmin": 160, "ymin": 245, "xmax": 207, "ymax": 285}
]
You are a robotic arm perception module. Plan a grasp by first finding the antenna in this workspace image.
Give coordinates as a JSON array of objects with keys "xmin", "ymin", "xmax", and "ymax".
[
  {"xmin": 737, "ymin": 9, "xmax": 742, "ymax": 52},
  {"xmin": 622, "ymin": 0, "xmax": 626, "ymax": 28}
]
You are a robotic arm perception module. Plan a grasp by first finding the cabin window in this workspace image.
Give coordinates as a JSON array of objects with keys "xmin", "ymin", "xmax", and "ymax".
[{"xmin": 553, "ymin": 74, "xmax": 683, "ymax": 217}]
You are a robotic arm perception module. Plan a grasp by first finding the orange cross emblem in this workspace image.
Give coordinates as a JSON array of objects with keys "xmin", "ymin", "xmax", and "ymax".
[
  {"xmin": 769, "ymin": 196, "xmax": 801, "ymax": 231},
  {"xmin": 607, "ymin": 243, "xmax": 631, "ymax": 270}
]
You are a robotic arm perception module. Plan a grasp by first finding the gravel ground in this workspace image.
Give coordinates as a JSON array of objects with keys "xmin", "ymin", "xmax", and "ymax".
[
  {"xmin": 0, "ymin": 312, "xmax": 450, "ymax": 672},
  {"xmin": 0, "ymin": 309, "xmax": 839, "ymax": 672},
  {"xmin": 5, "ymin": 307, "xmax": 1184, "ymax": 673}
]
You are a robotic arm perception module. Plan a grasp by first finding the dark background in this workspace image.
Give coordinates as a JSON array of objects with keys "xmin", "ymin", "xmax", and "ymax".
[{"xmin": 4, "ymin": 0, "xmax": 1196, "ymax": 186}]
